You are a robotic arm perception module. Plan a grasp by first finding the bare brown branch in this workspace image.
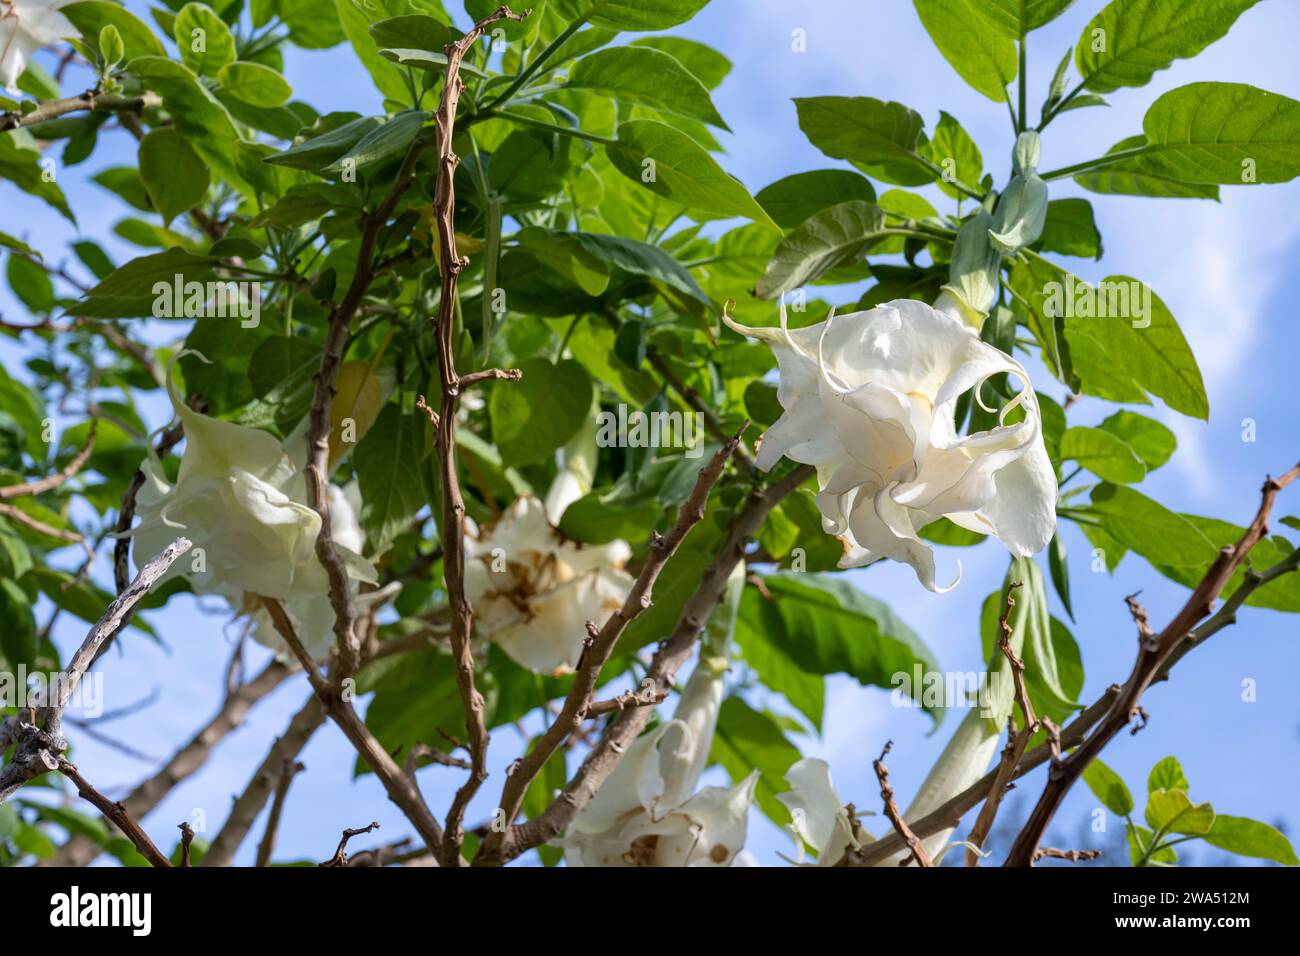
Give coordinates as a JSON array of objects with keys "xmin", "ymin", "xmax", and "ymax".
[{"xmin": 873, "ymin": 741, "xmax": 932, "ymax": 867}]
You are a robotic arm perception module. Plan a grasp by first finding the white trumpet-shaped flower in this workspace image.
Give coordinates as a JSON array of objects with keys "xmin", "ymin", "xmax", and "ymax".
[
  {"xmin": 130, "ymin": 352, "xmax": 376, "ymax": 614},
  {"xmin": 725, "ymin": 298, "xmax": 1057, "ymax": 591},
  {"xmin": 0, "ymin": 0, "xmax": 76, "ymax": 94},
  {"xmin": 777, "ymin": 757, "xmax": 866, "ymax": 866},
  {"xmin": 561, "ymin": 660, "xmax": 758, "ymax": 867}
]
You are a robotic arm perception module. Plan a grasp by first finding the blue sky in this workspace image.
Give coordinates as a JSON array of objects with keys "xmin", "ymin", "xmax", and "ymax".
[{"xmin": 3, "ymin": 0, "xmax": 1298, "ymax": 866}]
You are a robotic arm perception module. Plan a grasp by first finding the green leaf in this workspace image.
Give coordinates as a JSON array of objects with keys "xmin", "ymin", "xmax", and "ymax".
[
  {"xmin": 1146, "ymin": 788, "xmax": 1215, "ymax": 836},
  {"xmin": 0, "ymin": 130, "xmax": 75, "ymax": 222},
  {"xmin": 737, "ymin": 572, "xmax": 941, "ymax": 722},
  {"xmin": 1076, "ymin": 0, "xmax": 1262, "ymax": 94},
  {"xmin": 754, "ymin": 169, "xmax": 876, "ymax": 230},
  {"xmin": 710, "ymin": 696, "xmax": 801, "ymax": 826},
  {"xmin": 569, "ymin": 46, "xmax": 728, "ymax": 129},
  {"xmin": 733, "ymin": 611, "xmax": 825, "ymax": 733},
  {"xmin": 1150, "ymin": 514, "xmax": 1300, "ymax": 612},
  {"xmin": 279, "ymin": 0, "xmax": 346, "ymax": 49},
  {"xmin": 62, "ymin": 2, "xmax": 166, "ymax": 61},
  {"xmin": 99, "ymin": 25, "xmax": 125, "ymax": 69},
  {"xmin": 551, "ymin": 0, "xmax": 710, "ymax": 31},
  {"xmin": 1076, "ymin": 135, "xmax": 1219, "ymax": 200},
  {"xmin": 1036, "ymin": 198, "xmax": 1102, "ymax": 259},
  {"xmin": 355, "ymin": 404, "xmax": 429, "ymax": 556},
  {"xmin": 264, "ymin": 115, "xmax": 384, "ymax": 170},
  {"xmin": 1088, "ymin": 483, "xmax": 1217, "ymax": 568},
  {"xmin": 607, "ymin": 120, "xmax": 776, "ymax": 226},
  {"xmin": 137, "ymin": 128, "xmax": 210, "ymax": 227},
  {"xmin": 1060, "ymin": 426, "xmax": 1146, "ymax": 483},
  {"xmin": 1061, "ymin": 276, "xmax": 1208, "ymax": 419},
  {"xmin": 334, "ymin": 0, "xmax": 444, "ymax": 103},
  {"xmin": 924, "ymin": 110, "xmax": 983, "ymax": 200},
  {"xmin": 322, "ymin": 111, "xmax": 428, "ymax": 176},
  {"xmin": 913, "ymin": 0, "xmax": 1016, "ymax": 102},
  {"xmin": 0, "ymin": 364, "xmax": 46, "ymax": 460},
  {"xmin": 0, "ymin": 577, "xmax": 37, "ymax": 671},
  {"xmin": 71, "ymin": 247, "xmax": 218, "ymax": 318},
  {"xmin": 1138, "ymin": 82, "xmax": 1300, "ymax": 185},
  {"xmin": 7, "ymin": 254, "xmax": 55, "ymax": 313},
  {"xmin": 368, "ymin": 13, "xmax": 453, "ymax": 52},
  {"xmin": 217, "ymin": 61, "xmax": 293, "ymax": 108},
  {"xmin": 1097, "ymin": 410, "xmax": 1175, "ymax": 470},
  {"xmin": 489, "ymin": 358, "xmax": 593, "ymax": 466},
  {"xmin": 377, "ymin": 48, "xmax": 489, "ymax": 77},
  {"xmin": 173, "ymin": 3, "xmax": 237, "ymax": 77},
  {"xmin": 516, "ymin": 228, "xmax": 610, "ymax": 296},
  {"xmin": 568, "ymin": 231, "xmax": 707, "ymax": 303},
  {"xmin": 126, "ymin": 57, "xmax": 251, "ymax": 196},
  {"xmin": 1148, "ymin": 755, "xmax": 1190, "ymax": 792},
  {"xmin": 629, "ymin": 36, "xmax": 731, "ymax": 89},
  {"xmin": 918, "ymin": 517, "xmax": 987, "ymax": 546},
  {"xmin": 1048, "ymin": 530, "xmax": 1073, "ymax": 621},
  {"xmin": 754, "ymin": 200, "xmax": 888, "ymax": 299},
  {"xmin": 1204, "ymin": 815, "xmax": 1298, "ymax": 865},
  {"xmin": 794, "ymin": 96, "xmax": 934, "ymax": 186},
  {"xmin": 976, "ymin": 0, "xmax": 1076, "ymax": 34},
  {"xmin": 1082, "ymin": 757, "xmax": 1135, "ymax": 816}
]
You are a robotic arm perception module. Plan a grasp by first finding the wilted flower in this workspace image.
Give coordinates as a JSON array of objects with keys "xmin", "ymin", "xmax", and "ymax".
[
  {"xmin": 725, "ymin": 298, "xmax": 1057, "ymax": 591},
  {"xmin": 129, "ymin": 352, "xmax": 376, "ymax": 614},
  {"xmin": 0, "ymin": 0, "xmax": 77, "ymax": 94},
  {"xmin": 464, "ymin": 494, "xmax": 632, "ymax": 674},
  {"xmin": 561, "ymin": 659, "xmax": 758, "ymax": 866}
]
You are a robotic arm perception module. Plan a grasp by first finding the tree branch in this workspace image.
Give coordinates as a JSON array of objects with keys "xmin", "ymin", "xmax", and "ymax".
[
  {"xmin": 476, "ymin": 428, "xmax": 744, "ymax": 863},
  {"xmin": 873, "ymin": 741, "xmax": 932, "ymax": 867},
  {"xmin": 56, "ymin": 759, "xmax": 172, "ymax": 868},
  {"xmin": 0, "ymin": 422, "xmax": 96, "ymax": 500},
  {"xmin": 427, "ymin": 3, "xmax": 530, "ymax": 868},
  {"xmin": 494, "ymin": 463, "xmax": 814, "ymax": 864},
  {"xmin": 1004, "ymin": 462, "xmax": 1300, "ymax": 866},
  {"xmin": 0, "ymin": 90, "xmax": 161, "ymax": 133}
]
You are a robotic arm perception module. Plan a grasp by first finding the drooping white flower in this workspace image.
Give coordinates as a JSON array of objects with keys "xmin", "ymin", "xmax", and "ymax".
[
  {"xmin": 561, "ymin": 660, "xmax": 759, "ymax": 867},
  {"xmin": 725, "ymin": 298, "xmax": 1057, "ymax": 591},
  {"xmin": 246, "ymin": 482, "xmax": 392, "ymax": 661},
  {"xmin": 0, "ymin": 0, "xmax": 76, "ymax": 94},
  {"xmin": 777, "ymin": 757, "xmax": 865, "ymax": 866},
  {"xmin": 129, "ymin": 352, "xmax": 376, "ymax": 611}
]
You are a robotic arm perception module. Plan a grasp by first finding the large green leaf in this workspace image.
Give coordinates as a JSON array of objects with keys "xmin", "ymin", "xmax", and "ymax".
[
  {"xmin": 606, "ymin": 121, "xmax": 775, "ymax": 226},
  {"xmin": 62, "ymin": 1, "xmax": 166, "ymax": 60},
  {"xmin": 489, "ymin": 358, "xmax": 593, "ymax": 465},
  {"xmin": 975, "ymin": 0, "xmax": 1076, "ymax": 34},
  {"xmin": 710, "ymin": 696, "xmax": 802, "ymax": 826},
  {"xmin": 70, "ymin": 247, "xmax": 218, "ymax": 318},
  {"xmin": 737, "ymin": 572, "xmax": 940, "ymax": 722},
  {"xmin": 569, "ymin": 231, "xmax": 708, "ymax": 303},
  {"xmin": 1060, "ymin": 426, "xmax": 1146, "ymax": 484},
  {"xmin": 753, "ymin": 200, "xmax": 888, "ymax": 299},
  {"xmin": 1088, "ymin": 483, "xmax": 1217, "ymax": 568},
  {"xmin": 754, "ymin": 169, "xmax": 876, "ymax": 230},
  {"xmin": 218, "ymin": 61, "xmax": 293, "ymax": 108},
  {"xmin": 1035, "ymin": 198, "xmax": 1102, "ymax": 259},
  {"xmin": 126, "ymin": 57, "xmax": 251, "ymax": 195},
  {"xmin": 733, "ymin": 612, "xmax": 825, "ymax": 733},
  {"xmin": 1061, "ymin": 276, "xmax": 1208, "ymax": 419},
  {"xmin": 569, "ymin": 46, "xmax": 727, "ymax": 129},
  {"xmin": 1076, "ymin": 0, "xmax": 1262, "ymax": 93},
  {"xmin": 1204, "ymin": 815, "xmax": 1298, "ymax": 865},
  {"xmin": 629, "ymin": 36, "xmax": 731, "ymax": 89},
  {"xmin": 1097, "ymin": 410, "xmax": 1175, "ymax": 470},
  {"xmin": 137, "ymin": 128, "xmax": 210, "ymax": 227},
  {"xmin": 551, "ymin": 0, "xmax": 709, "ymax": 31},
  {"xmin": 354, "ymin": 403, "xmax": 429, "ymax": 555},
  {"xmin": 173, "ymin": 3, "xmax": 237, "ymax": 77},
  {"xmin": 794, "ymin": 96, "xmax": 934, "ymax": 186},
  {"xmin": 1138, "ymin": 83, "xmax": 1300, "ymax": 185},
  {"xmin": 913, "ymin": 0, "xmax": 1016, "ymax": 102},
  {"xmin": 1076, "ymin": 135, "xmax": 1219, "ymax": 200},
  {"xmin": 923, "ymin": 110, "xmax": 983, "ymax": 200}
]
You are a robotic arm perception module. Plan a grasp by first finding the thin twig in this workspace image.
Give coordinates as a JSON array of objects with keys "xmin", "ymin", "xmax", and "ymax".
[
  {"xmin": 873, "ymin": 741, "xmax": 932, "ymax": 867},
  {"xmin": 320, "ymin": 821, "xmax": 380, "ymax": 867},
  {"xmin": 56, "ymin": 759, "xmax": 171, "ymax": 868},
  {"xmin": 0, "ymin": 422, "xmax": 96, "ymax": 500},
  {"xmin": 255, "ymin": 758, "xmax": 305, "ymax": 867}
]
